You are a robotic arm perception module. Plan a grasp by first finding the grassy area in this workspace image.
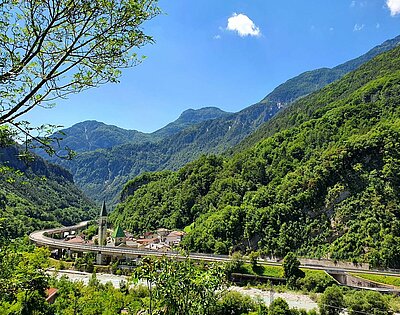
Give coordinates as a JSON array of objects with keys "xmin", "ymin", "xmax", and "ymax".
[
  {"xmin": 351, "ymin": 273, "xmax": 400, "ymax": 288},
  {"xmin": 240, "ymin": 263, "xmax": 284, "ymax": 278},
  {"xmin": 49, "ymin": 258, "xmax": 73, "ymax": 270},
  {"xmin": 302, "ymin": 268, "xmax": 329, "ymax": 277},
  {"xmin": 240, "ymin": 264, "xmax": 329, "ymax": 279}
]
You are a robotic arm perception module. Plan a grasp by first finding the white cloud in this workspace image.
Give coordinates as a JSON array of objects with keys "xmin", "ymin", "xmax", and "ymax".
[
  {"xmin": 376, "ymin": 22, "xmax": 381, "ymax": 28},
  {"xmin": 387, "ymin": 0, "xmax": 400, "ymax": 16},
  {"xmin": 353, "ymin": 23, "xmax": 365, "ymax": 31},
  {"xmin": 226, "ymin": 13, "xmax": 261, "ymax": 37},
  {"xmin": 350, "ymin": 1, "xmax": 356, "ymax": 7},
  {"xmin": 213, "ymin": 35, "xmax": 221, "ymax": 40}
]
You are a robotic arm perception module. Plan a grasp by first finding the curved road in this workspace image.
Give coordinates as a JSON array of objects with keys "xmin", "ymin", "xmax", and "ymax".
[
  {"xmin": 30, "ymin": 222, "xmax": 400, "ymax": 280},
  {"xmin": 29, "ymin": 221, "xmax": 231, "ymax": 263}
]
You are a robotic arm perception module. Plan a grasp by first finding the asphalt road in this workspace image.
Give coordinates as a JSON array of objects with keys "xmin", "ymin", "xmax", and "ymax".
[{"xmin": 30, "ymin": 221, "xmax": 400, "ymax": 278}]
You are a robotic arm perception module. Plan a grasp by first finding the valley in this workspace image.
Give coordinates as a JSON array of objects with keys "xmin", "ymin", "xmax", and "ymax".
[
  {"xmin": 1, "ymin": 2, "xmax": 400, "ymax": 313},
  {"xmin": 108, "ymin": 44, "xmax": 400, "ymax": 270},
  {"xmin": 36, "ymin": 35, "xmax": 400, "ymax": 208}
]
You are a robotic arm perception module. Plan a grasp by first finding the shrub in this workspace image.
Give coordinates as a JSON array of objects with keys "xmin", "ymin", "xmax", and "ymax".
[{"xmin": 216, "ymin": 291, "xmax": 258, "ymax": 315}]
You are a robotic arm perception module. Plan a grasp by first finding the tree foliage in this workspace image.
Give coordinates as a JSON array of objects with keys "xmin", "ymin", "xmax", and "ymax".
[
  {"xmin": 268, "ymin": 297, "xmax": 291, "ymax": 315},
  {"xmin": 0, "ymin": 0, "xmax": 159, "ymax": 152},
  {"xmin": 111, "ymin": 44, "xmax": 400, "ymax": 268},
  {"xmin": 133, "ymin": 257, "xmax": 227, "ymax": 315},
  {"xmin": 0, "ymin": 241, "xmax": 51, "ymax": 314},
  {"xmin": 283, "ymin": 252, "xmax": 304, "ymax": 286},
  {"xmin": 318, "ymin": 286, "xmax": 345, "ymax": 315},
  {"xmin": 215, "ymin": 291, "xmax": 257, "ymax": 315},
  {"xmin": 345, "ymin": 290, "xmax": 390, "ymax": 315},
  {"xmin": 0, "ymin": 145, "xmax": 96, "ymax": 239}
]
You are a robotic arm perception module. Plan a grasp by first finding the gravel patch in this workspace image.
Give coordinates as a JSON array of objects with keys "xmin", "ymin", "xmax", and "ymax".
[
  {"xmin": 231, "ymin": 286, "xmax": 319, "ymax": 311},
  {"xmin": 47, "ymin": 269, "xmax": 131, "ymax": 287},
  {"xmin": 48, "ymin": 269, "xmax": 319, "ymax": 312}
]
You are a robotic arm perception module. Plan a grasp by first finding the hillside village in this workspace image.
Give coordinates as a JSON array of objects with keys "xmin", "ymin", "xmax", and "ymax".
[
  {"xmin": 65, "ymin": 228, "xmax": 185, "ymax": 251},
  {"xmin": 64, "ymin": 203, "xmax": 186, "ymax": 252}
]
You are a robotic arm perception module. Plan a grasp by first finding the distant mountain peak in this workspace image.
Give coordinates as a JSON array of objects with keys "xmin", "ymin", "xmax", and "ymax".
[
  {"xmin": 36, "ymin": 35, "xmax": 400, "ymax": 207},
  {"xmin": 178, "ymin": 107, "xmax": 231, "ymax": 121},
  {"xmin": 153, "ymin": 106, "xmax": 232, "ymax": 138},
  {"xmin": 70, "ymin": 120, "xmax": 106, "ymax": 128}
]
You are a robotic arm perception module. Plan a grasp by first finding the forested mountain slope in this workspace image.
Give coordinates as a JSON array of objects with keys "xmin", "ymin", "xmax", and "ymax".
[
  {"xmin": 237, "ymin": 35, "xmax": 400, "ymax": 152},
  {"xmin": 47, "ymin": 107, "xmax": 231, "ymax": 154},
  {"xmin": 110, "ymin": 45, "xmax": 400, "ymax": 268},
  {"xmin": 43, "ymin": 36, "xmax": 400, "ymax": 207},
  {"xmin": 260, "ymin": 34, "xmax": 400, "ymax": 104},
  {"xmin": 152, "ymin": 107, "xmax": 232, "ymax": 138},
  {"xmin": 39, "ymin": 107, "xmax": 233, "ymax": 205},
  {"xmin": 0, "ymin": 144, "xmax": 96, "ymax": 239}
]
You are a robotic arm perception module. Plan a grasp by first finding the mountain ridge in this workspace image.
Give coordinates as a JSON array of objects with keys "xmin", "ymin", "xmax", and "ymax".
[
  {"xmin": 39, "ymin": 35, "xmax": 400, "ymax": 207},
  {"xmin": 152, "ymin": 107, "xmax": 232, "ymax": 138},
  {"xmin": 260, "ymin": 34, "xmax": 400, "ymax": 104},
  {"xmin": 110, "ymin": 43, "xmax": 400, "ymax": 268}
]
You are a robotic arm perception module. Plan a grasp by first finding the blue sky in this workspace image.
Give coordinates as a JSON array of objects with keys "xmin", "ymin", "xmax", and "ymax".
[{"xmin": 25, "ymin": 0, "xmax": 400, "ymax": 133}]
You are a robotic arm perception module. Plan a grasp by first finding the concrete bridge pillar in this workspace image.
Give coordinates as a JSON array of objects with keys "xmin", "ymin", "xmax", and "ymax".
[
  {"xmin": 76, "ymin": 223, "xmax": 88, "ymax": 234},
  {"xmin": 96, "ymin": 252, "xmax": 103, "ymax": 265}
]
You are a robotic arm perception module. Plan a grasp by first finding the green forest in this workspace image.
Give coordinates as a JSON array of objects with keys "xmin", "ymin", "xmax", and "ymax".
[
  {"xmin": 36, "ymin": 35, "xmax": 400, "ymax": 207},
  {"xmin": 1, "ymin": 241, "xmax": 396, "ymax": 314},
  {"xmin": 0, "ymin": 141, "xmax": 96, "ymax": 240},
  {"xmin": 2, "ymin": 0, "xmax": 400, "ymax": 312},
  {"xmin": 111, "ymin": 45, "xmax": 400, "ymax": 268}
]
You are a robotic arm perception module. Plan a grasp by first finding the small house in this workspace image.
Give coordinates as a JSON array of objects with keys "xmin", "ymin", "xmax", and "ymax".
[
  {"xmin": 145, "ymin": 243, "xmax": 171, "ymax": 252},
  {"xmin": 45, "ymin": 288, "xmax": 58, "ymax": 304},
  {"xmin": 136, "ymin": 238, "xmax": 159, "ymax": 248},
  {"xmin": 165, "ymin": 231, "xmax": 185, "ymax": 246}
]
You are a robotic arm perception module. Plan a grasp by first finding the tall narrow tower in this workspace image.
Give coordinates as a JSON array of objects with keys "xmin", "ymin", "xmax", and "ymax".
[{"xmin": 98, "ymin": 201, "xmax": 107, "ymax": 246}]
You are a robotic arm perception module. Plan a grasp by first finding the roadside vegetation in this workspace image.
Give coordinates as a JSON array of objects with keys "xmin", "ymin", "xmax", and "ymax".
[
  {"xmin": 1, "ymin": 1, "xmax": 400, "ymax": 313},
  {"xmin": 351, "ymin": 273, "xmax": 400, "ymax": 288},
  {"xmin": 2, "ymin": 241, "xmax": 400, "ymax": 314}
]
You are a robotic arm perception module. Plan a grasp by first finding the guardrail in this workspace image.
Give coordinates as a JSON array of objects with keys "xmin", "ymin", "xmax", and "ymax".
[
  {"xmin": 29, "ymin": 222, "xmax": 400, "ymax": 277},
  {"xmin": 29, "ymin": 224, "xmax": 233, "ymax": 262}
]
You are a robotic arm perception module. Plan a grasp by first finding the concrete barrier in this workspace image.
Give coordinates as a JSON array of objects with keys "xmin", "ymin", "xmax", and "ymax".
[{"xmin": 299, "ymin": 258, "xmax": 369, "ymax": 271}]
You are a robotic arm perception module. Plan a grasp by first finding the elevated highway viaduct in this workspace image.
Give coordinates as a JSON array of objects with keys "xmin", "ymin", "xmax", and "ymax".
[{"xmin": 29, "ymin": 221, "xmax": 400, "ymax": 294}]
